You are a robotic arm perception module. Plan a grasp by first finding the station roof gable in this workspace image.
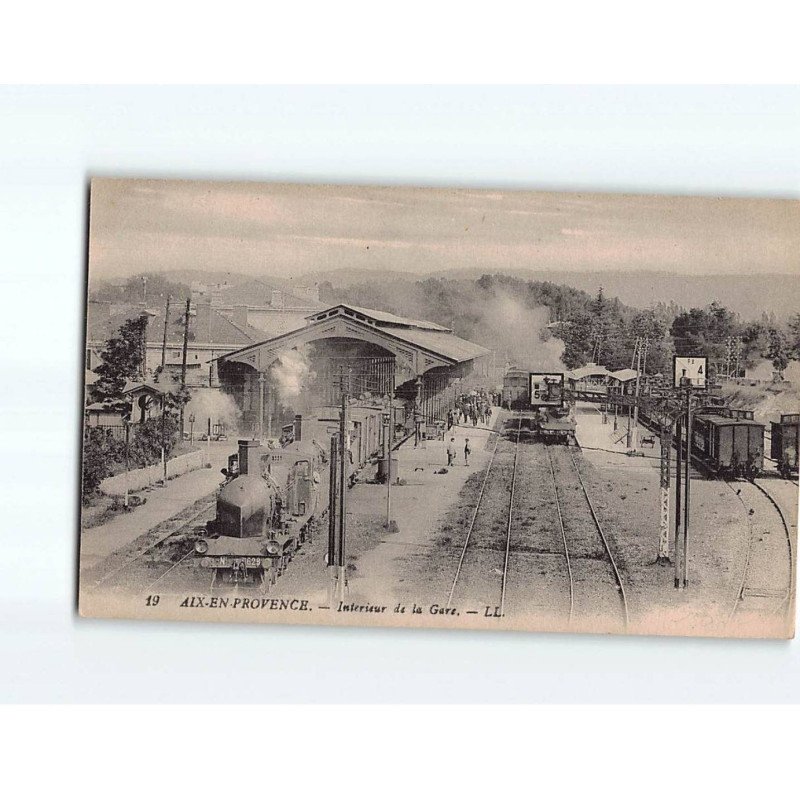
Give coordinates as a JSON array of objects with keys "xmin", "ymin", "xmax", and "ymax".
[
  {"xmin": 306, "ymin": 304, "xmax": 451, "ymax": 332},
  {"xmin": 220, "ymin": 304, "xmax": 489, "ymax": 375}
]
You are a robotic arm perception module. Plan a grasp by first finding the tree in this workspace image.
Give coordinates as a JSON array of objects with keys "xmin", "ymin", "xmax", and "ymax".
[
  {"xmin": 787, "ymin": 313, "xmax": 800, "ymax": 360},
  {"xmin": 767, "ymin": 328, "xmax": 789, "ymax": 380},
  {"xmin": 82, "ymin": 428, "xmax": 124, "ymax": 501},
  {"xmin": 90, "ymin": 272, "xmax": 189, "ymax": 306},
  {"xmin": 739, "ymin": 321, "xmax": 769, "ymax": 369},
  {"xmin": 91, "ymin": 315, "xmax": 148, "ymax": 409},
  {"xmin": 628, "ymin": 308, "xmax": 671, "ymax": 376},
  {"xmin": 670, "ymin": 302, "xmax": 737, "ymax": 361}
]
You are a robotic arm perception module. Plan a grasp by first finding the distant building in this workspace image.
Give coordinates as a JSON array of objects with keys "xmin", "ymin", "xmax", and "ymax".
[
  {"xmin": 86, "ymin": 297, "xmax": 266, "ymax": 389},
  {"xmin": 196, "ymin": 278, "xmax": 324, "ymax": 337}
]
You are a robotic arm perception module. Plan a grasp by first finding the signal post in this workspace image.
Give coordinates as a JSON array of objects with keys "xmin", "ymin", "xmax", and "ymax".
[{"xmin": 671, "ymin": 355, "xmax": 708, "ymax": 590}]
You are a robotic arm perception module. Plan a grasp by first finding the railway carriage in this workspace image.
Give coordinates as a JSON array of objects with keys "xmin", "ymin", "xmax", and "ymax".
[
  {"xmin": 691, "ymin": 411, "xmax": 764, "ymax": 478},
  {"xmin": 501, "ymin": 368, "xmax": 531, "ymax": 410},
  {"xmin": 770, "ymin": 413, "xmax": 799, "ymax": 478}
]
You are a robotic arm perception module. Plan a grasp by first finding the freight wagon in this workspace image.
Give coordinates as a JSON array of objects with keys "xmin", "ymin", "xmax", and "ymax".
[
  {"xmin": 692, "ymin": 410, "xmax": 764, "ymax": 478},
  {"xmin": 770, "ymin": 413, "xmax": 799, "ymax": 478}
]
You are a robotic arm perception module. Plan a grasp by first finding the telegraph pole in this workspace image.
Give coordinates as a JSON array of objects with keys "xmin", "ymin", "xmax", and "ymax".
[
  {"xmin": 338, "ymin": 392, "xmax": 349, "ymax": 600},
  {"xmin": 674, "ymin": 413, "xmax": 683, "ymax": 588},
  {"xmin": 630, "ymin": 337, "xmax": 644, "ymax": 450},
  {"xmin": 124, "ymin": 421, "xmax": 131, "ymax": 509},
  {"xmin": 161, "ymin": 296, "xmax": 171, "ymax": 370},
  {"xmin": 657, "ymin": 413, "xmax": 671, "ymax": 565},
  {"xmin": 724, "ymin": 336, "xmax": 734, "ymax": 381},
  {"xmin": 328, "ymin": 434, "xmax": 339, "ymax": 604},
  {"xmin": 682, "ymin": 387, "xmax": 693, "ymax": 588},
  {"xmin": 258, "ymin": 373, "xmax": 265, "ymax": 441},
  {"xmin": 179, "ymin": 297, "xmax": 190, "ymax": 437}
]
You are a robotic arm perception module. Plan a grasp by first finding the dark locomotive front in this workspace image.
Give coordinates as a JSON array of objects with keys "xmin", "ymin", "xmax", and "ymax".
[{"xmin": 194, "ymin": 419, "xmax": 322, "ymax": 590}]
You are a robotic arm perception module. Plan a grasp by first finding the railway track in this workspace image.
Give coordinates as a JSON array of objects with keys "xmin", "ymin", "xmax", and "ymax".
[
  {"xmin": 446, "ymin": 416, "xmax": 519, "ymax": 613},
  {"xmin": 547, "ymin": 446, "xmax": 629, "ymax": 629},
  {"xmin": 87, "ymin": 496, "xmax": 217, "ymax": 593},
  {"xmin": 727, "ymin": 477, "xmax": 795, "ymax": 626},
  {"xmin": 446, "ymin": 415, "xmax": 627, "ymax": 629}
]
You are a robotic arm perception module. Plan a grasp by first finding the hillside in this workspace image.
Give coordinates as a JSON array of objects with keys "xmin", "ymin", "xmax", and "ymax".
[{"xmin": 305, "ymin": 267, "xmax": 799, "ymax": 320}]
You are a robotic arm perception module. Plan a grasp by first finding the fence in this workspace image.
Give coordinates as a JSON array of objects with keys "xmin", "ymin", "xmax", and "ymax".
[
  {"xmin": 100, "ymin": 448, "xmax": 212, "ymax": 496},
  {"xmin": 90, "ymin": 424, "xmax": 127, "ymax": 441}
]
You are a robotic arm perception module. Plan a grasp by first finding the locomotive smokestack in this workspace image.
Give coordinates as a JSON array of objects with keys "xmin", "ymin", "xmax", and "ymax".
[
  {"xmin": 294, "ymin": 414, "xmax": 302, "ymax": 442},
  {"xmin": 238, "ymin": 439, "xmax": 260, "ymax": 475}
]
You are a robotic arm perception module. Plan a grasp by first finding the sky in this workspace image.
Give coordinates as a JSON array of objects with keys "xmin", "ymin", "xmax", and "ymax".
[{"xmin": 88, "ymin": 178, "xmax": 799, "ymax": 281}]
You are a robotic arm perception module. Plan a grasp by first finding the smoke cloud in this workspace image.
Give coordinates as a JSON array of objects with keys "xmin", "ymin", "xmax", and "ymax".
[
  {"xmin": 185, "ymin": 388, "xmax": 241, "ymax": 432},
  {"xmin": 270, "ymin": 346, "xmax": 316, "ymax": 408},
  {"xmin": 474, "ymin": 290, "xmax": 566, "ymax": 373}
]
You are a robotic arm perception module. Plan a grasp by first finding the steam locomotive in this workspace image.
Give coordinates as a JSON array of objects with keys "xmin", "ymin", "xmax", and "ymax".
[
  {"xmin": 193, "ymin": 415, "xmax": 325, "ymax": 590},
  {"xmin": 502, "ymin": 369, "xmax": 576, "ymax": 444}
]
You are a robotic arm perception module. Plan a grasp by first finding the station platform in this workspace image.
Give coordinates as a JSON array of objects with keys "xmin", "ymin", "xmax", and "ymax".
[
  {"xmin": 343, "ymin": 409, "xmax": 502, "ymax": 603},
  {"xmin": 574, "ymin": 402, "xmax": 661, "ymax": 472}
]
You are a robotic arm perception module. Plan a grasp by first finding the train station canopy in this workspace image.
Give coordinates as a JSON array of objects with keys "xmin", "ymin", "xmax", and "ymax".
[
  {"xmin": 218, "ymin": 303, "xmax": 490, "ymax": 377},
  {"xmin": 609, "ymin": 368, "xmax": 640, "ymax": 383},
  {"xmin": 566, "ymin": 364, "xmax": 614, "ymax": 381}
]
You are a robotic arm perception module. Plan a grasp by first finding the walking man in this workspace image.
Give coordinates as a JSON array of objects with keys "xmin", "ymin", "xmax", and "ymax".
[
  {"xmin": 464, "ymin": 437, "xmax": 471, "ymax": 466},
  {"xmin": 446, "ymin": 437, "xmax": 456, "ymax": 467}
]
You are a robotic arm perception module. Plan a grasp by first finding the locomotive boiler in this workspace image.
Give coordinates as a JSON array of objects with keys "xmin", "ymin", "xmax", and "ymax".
[{"xmin": 194, "ymin": 416, "xmax": 323, "ymax": 590}]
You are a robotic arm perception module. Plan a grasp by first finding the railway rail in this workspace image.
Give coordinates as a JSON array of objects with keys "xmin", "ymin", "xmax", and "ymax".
[
  {"xmin": 727, "ymin": 477, "xmax": 795, "ymax": 625},
  {"xmin": 545, "ymin": 449, "xmax": 574, "ymax": 625},
  {"xmin": 547, "ymin": 446, "xmax": 629, "ymax": 628},
  {"xmin": 446, "ymin": 416, "xmax": 519, "ymax": 612},
  {"xmin": 88, "ymin": 497, "xmax": 216, "ymax": 592},
  {"xmin": 447, "ymin": 413, "xmax": 628, "ymax": 628}
]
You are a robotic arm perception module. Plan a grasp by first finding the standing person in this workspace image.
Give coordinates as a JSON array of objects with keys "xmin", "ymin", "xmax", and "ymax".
[
  {"xmin": 464, "ymin": 437, "xmax": 471, "ymax": 466},
  {"xmin": 446, "ymin": 437, "xmax": 456, "ymax": 467},
  {"xmin": 471, "ymin": 407, "xmax": 478, "ymax": 427},
  {"xmin": 447, "ymin": 409, "xmax": 454, "ymax": 431}
]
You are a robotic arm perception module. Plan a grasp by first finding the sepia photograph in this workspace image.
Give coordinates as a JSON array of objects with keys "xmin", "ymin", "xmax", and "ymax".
[{"xmin": 78, "ymin": 178, "xmax": 799, "ymax": 638}]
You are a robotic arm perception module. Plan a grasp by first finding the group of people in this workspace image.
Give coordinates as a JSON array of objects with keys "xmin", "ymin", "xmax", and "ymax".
[
  {"xmin": 446, "ymin": 389, "xmax": 498, "ymax": 430},
  {"xmin": 446, "ymin": 436, "xmax": 471, "ymax": 467},
  {"xmin": 443, "ymin": 387, "xmax": 500, "ymax": 467}
]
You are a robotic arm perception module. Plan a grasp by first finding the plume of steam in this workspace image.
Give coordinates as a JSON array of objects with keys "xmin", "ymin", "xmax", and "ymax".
[
  {"xmin": 476, "ymin": 290, "xmax": 565, "ymax": 372},
  {"xmin": 270, "ymin": 346, "xmax": 315, "ymax": 406},
  {"xmin": 185, "ymin": 388, "xmax": 241, "ymax": 432}
]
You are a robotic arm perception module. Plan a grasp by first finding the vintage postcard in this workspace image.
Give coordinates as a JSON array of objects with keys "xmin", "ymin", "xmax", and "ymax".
[{"xmin": 79, "ymin": 178, "xmax": 799, "ymax": 638}]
